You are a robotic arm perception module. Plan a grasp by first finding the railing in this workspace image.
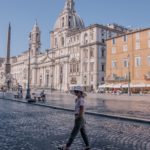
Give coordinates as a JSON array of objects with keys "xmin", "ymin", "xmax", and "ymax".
[
  {"xmin": 144, "ymin": 74, "xmax": 150, "ymax": 80},
  {"xmin": 106, "ymin": 76, "xmax": 128, "ymax": 83}
]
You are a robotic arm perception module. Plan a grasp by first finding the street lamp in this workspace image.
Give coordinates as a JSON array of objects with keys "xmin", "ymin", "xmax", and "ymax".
[
  {"xmin": 84, "ymin": 75, "xmax": 87, "ymax": 91},
  {"xmin": 26, "ymin": 34, "xmax": 32, "ymax": 101},
  {"xmin": 128, "ymin": 55, "xmax": 131, "ymax": 96}
]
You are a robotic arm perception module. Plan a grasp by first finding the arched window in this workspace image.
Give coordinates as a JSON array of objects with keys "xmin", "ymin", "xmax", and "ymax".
[
  {"xmin": 36, "ymin": 33, "xmax": 39, "ymax": 41},
  {"xmin": 68, "ymin": 16, "xmax": 71, "ymax": 27}
]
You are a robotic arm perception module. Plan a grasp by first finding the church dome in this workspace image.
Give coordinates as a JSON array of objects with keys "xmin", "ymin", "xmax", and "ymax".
[
  {"xmin": 54, "ymin": 13, "xmax": 85, "ymax": 30},
  {"xmin": 53, "ymin": 0, "xmax": 85, "ymax": 30}
]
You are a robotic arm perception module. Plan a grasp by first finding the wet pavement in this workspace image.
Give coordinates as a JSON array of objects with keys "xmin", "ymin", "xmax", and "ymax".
[
  {"xmin": 0, "ymin": 98, "xmax": 150, "ymax": 150},
  {"xmin": 38, "ymin": 92, "xmax": 150, "ymax": 120}
]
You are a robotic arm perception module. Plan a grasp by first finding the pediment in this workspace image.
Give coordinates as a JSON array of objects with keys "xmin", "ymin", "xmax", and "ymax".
[{"xmin": 40, "ymin": 56, "xmax": 51, "ymax": 63}]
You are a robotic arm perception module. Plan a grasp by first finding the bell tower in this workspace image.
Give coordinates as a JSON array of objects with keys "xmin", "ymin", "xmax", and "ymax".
[{"xmin": 30, "ymin": 20, "xmax": 41, "ymax": 56}]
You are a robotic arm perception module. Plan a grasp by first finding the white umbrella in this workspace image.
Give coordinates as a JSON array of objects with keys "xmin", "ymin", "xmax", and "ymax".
[
  {"xmin": 132, "ymin": 83, "xmax": 146, "ymax": 88},
  {"xmin": 113, "ymin": 84, "xmax": 122, "ymax": 88}
]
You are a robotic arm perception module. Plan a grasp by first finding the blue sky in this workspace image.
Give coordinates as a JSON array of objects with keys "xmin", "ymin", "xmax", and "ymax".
[{"xmin": 0, "ymin": 0, "xmax": 150, "ymax": 57}]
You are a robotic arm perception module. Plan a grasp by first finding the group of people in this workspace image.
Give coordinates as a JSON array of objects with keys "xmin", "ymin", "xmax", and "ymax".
[
  {"xmin": 17, "ymin": 85, "xmax": 23, "ymax": 98},
  {"xmin": 40, "ymin": 90, "xmax": 46, "ymax": 101}
]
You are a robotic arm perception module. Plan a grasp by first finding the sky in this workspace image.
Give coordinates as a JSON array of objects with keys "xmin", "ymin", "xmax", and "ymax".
[{"xmin": 0, "ymin": 0, "xmax": 150, "ymax": 57}]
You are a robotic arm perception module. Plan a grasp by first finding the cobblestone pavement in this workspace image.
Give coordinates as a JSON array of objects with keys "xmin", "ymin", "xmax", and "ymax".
[{"xmin": 0, "ymin": 99, "xmax": 150, "ymax": 150}]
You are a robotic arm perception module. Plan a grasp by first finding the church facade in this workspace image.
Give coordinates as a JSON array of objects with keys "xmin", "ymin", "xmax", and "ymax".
[{"xmin": 0, "ymin": 0, "xmax": 128, "ymax": 91}]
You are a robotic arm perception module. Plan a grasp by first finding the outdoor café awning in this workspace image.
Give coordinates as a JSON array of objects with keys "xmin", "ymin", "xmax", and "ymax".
[
  {"xmin": 99, "ymin": 83, "xmax": 150, "ymax": 88},
  {"xmin": 98, "ymin": 84, "xmax": 115, "ymax": 88},
  {"xmin": 146, "ymin": 84, "xmax": 150, "ymax": 87}
]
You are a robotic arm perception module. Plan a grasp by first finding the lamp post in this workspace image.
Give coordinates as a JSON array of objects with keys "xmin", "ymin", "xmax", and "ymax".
[
  {"xmin": 84, "ymin": 75, "xmax": 87, "ymax": 91},
  {"xmin": 128, "ymin": 55, "xmax": 131, "ymax": 96},
  {"xmin": 26, "ymin": 34, "xmax": 31, "ymax": 100}
]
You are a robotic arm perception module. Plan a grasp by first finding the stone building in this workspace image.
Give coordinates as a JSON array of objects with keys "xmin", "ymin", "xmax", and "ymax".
[{"xmin": 0, "ymin": 0, "xmax": 128, "ymax": 91}]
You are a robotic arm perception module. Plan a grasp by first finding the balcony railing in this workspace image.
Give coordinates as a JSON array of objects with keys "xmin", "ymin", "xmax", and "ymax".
[
  {"xmin": 144, "ymin": 74, "xmax": 150, "ymax": 80},
  {"xmin": 106, "ymin": 75, "xmax": 128, "ymax": 83}
]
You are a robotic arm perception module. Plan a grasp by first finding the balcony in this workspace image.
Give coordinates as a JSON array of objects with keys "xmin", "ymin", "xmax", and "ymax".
[
  {"xmin": 144, "ymin": 72, "xmax": 150, "ymax": 80},
  {"xmin": 106, "ymin": 74, "xmax": 128, "ymax": 83}
]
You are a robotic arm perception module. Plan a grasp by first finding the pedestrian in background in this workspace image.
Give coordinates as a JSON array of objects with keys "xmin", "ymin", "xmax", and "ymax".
[
  {"xmin": 58, "ymin": 86, "xmax": 90, "ymax": 150},
  {"xmin": 40, "ymin": 90, "xmax": 46, "ymax": 101}
]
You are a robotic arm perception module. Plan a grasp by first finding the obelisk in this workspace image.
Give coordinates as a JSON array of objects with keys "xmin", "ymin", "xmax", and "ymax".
[{"xmin": 5, "ymin": 23, "xmax": 11, "ymax": 89}]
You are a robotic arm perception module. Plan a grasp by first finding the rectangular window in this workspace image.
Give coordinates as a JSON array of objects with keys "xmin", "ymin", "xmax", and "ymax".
[
  {"xmin": 135, "ymin": 42, "xmax": 140, "ymax": 50},
  {"xmin": 101, "ymin": 49, "xmax": 105, "ymax": 57},
  {"xmin": 55, "ymin": 38, "xmax": 57, "ymax": 47},
  {"xmin": 148, "ymin": 30, "xmax": 150, "ymax": 38},
  {"xmin": 123, "ymin": 59, "xmax": 129, "ymax": 68},
  {"xmin": 84, "ymin": 49, "xmax": 88, "ymax": 58},
  {"xmin": 123, "ymin": 35, "xmax": 127, "ymax": 42},
  {"xmin": 73, "ymin": 64, "xmax": 76, "ymax": 73},
  {"xmin": 90, "ymin": 62, "xmax": 94, "ymax": 72},
  {"xmin": 123, "ymin": 45, "xmax": 128, "ymax": 52},
  {"xmin": 70, "ymin": 65, "xmax": 73, "ymax": 73},
  {"xmin": 135, "ymin": 57, "xmax": 141, "ymax": 67},
  {"xmin": 124, "ymin": 73, "xmax": 129, "ymax": 80},
  {"xmin": 136, "ymin": 32, "xmax": 140, "ymax": 40},
  {"xmin": 77, "ymin": 64, "xmax": 79, "ymax": 72},
  {"xmin": 148, "ymin": 56, "xmax": 150, "ymax": 65},
  {"xmin": 62, "ymin": 17, "xmax": 64, "ymax": 27},
  {"xmin": 112, "ymin": 47, "xmax": 116, "ymax": 54},
  {"xmin": 101, "ymin": 64, "xmax": 105, "ymax": 71},
  {"xmin": 148, "ymin": 40, "xmax": 150, "ymax": 48},
  {"xmin": 90, "ymin": 32, "xmax": 94, "ymax": 40},
  {"xmin": 101, "ymin": 77, "xmax": 104, "ymax": 81},
  {"xmin": 91, "ymin": 75, "xmax": 93, "ymax": 82},
  {"xmin": 112, "ymin": 38, "xmax": 116, "ymax": 45},
  {"xmin": 90, "ymin": 48, "xmax": 94, "ymax": 57},
  {"xmin": 84, "ymin": 63, "xmax": 88, "ymax": 72},
  {"xmin": 112, "ymin": 61, "xmax": 117, "ymax": 68}
]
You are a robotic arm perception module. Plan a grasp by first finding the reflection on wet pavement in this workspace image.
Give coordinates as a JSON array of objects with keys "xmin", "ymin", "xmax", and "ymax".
[{"xmin": 43, "ymin": 93, "xmax": 150, "ymax": 120}]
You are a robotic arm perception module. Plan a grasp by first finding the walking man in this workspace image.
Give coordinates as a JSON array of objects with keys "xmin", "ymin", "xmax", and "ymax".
[{"xmin": 58, "ymin": 86, "xmax": 90, "ymax": 150}]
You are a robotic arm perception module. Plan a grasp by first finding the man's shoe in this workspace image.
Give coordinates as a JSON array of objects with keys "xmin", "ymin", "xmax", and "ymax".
[{"xmin": 58, "ymin": 145, "xmax": 70, "ymax": 150}]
